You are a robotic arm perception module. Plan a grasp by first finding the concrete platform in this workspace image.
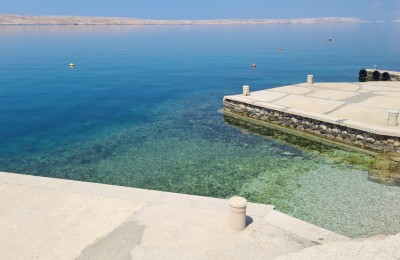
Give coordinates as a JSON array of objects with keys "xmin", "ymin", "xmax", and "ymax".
[
  {"xmin": 224, "ymin": 81, "xmax": 400, "ymax": 137},
  {"xmin": 0, "ymin": 172, "xmax": 349, "ymax": 259},
  {"xmin": 1, "ymin": 172, "xmax": 400, "ymax": 259},
  {"xmin": 364, "ymin": 69, "xmax": 400, "ymax": 81}
]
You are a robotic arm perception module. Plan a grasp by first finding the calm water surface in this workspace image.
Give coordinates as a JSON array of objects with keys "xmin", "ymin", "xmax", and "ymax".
[{"xmin": 1, "ymin": 23, "xmax": 400, "ymax": 237}]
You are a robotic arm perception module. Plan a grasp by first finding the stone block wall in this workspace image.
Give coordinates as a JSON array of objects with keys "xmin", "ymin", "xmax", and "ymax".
[{"xmin": 224, "ymin": 99, "xmax": 400, "ymax": 154}]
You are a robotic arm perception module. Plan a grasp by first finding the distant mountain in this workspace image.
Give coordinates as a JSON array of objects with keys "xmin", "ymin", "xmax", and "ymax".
[{"xmin": 0, "ymin": 14, "xmax": 363, "ymax": 25}]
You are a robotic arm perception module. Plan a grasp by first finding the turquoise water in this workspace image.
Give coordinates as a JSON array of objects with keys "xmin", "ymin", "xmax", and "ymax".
[{"xmin": 1, "ymin": 23, "xmax": 400, "ymax": 237}]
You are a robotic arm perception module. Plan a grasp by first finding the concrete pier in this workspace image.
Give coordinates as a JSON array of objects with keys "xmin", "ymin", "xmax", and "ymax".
[
  {"xmin": 0, "ymin": 171, "xmax": 349, "ymax": 259},
  {"xmin": 362, "ymin": 69, "xmax": 400, "ymax": 81},
  {"xmin": 224, "ymin": 81, "xmax": 400, "ymax": 154},
  {"xmin": 1, "ymin": 172, "xmax": 400, "ymax": 259}
]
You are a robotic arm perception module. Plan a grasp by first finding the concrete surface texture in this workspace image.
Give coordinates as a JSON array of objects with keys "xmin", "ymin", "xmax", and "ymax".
[
  {"xmin": 278, "ymin": 233, "xmax": 400, "ymax": 260},
  {"xmin": 224, "ymin": 81, "xmax": 400, "ymax": 137},
  {"xmin": 0, "ymin": 172, "xmax": 350, "ymax": 259}
]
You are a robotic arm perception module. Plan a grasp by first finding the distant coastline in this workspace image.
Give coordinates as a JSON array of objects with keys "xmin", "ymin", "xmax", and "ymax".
[{"xmin": 0, "ymin": 14, "xmax": 364, "ymax": 25}]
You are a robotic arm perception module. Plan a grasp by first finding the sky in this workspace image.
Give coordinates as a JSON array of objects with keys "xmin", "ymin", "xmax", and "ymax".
[{"xmin": 1, "ymin": 0, "xmax": 400, "ymax": 20}]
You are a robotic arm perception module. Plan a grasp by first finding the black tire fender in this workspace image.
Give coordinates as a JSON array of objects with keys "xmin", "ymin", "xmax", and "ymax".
[
  {"xmin": 382, "ymin": 72, "xmax": 391, "ymax": 81},
  {"xmin": 359, "ymin": 68, "xmax": 368, "ymax": 77},
  {"xmin": 372, "ymin": 70, "xmax": 380, "ymax": 80}
]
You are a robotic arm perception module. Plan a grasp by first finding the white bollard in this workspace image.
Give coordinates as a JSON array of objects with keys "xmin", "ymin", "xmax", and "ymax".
[
  {"xmin": 243, "ymin": 85, "xmax": 250, "ymax": 96},
  {"xmin": 228, "ymin": 196, "xmax": 247, "ymax": 231},
  {"xmin": 307, "ymin": 75, "xmax": 314, "ymax": 84},
  {"xmin": 387, "ymin": 110, "xmax": 400, "ymax": 126}
]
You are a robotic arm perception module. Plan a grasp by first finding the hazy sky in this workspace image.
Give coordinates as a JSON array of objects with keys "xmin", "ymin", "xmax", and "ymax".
[{"xmin": 1, "ymin": 0, "xmax": 400, "ymax": 20}]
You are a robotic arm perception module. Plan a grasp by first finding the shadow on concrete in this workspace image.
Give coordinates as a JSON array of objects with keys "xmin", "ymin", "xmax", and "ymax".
[{"xmin": 246, "ymin": 216, "xmax": 254, "ymax": 227}]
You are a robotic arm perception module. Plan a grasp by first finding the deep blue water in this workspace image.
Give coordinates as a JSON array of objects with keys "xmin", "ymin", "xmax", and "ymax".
[
  {"xmin": 1, "ymin": 23, "xmax": 400, "ymax": 237},
  {"xmin": 1, "ymin": 24, "xmax": 399, "ymax": 153}
]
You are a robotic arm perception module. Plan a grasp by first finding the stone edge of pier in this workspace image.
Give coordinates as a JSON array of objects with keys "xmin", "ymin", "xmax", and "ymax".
[{"xmin": 223, "ymin": 97, "xmax": 400, "ymax": 155}]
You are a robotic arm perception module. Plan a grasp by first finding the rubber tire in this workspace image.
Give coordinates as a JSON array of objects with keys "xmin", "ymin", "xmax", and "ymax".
[
  {"xmin": 372, "ymin": 70, "xmax": 380, "ymax": 80},
  {"xmin": 359, "ymin": 68, "xmax": 368, "ymax": 78},
  {"xmin": 382, "ymin": 72, "xmax": 391, "ymax": 81}
]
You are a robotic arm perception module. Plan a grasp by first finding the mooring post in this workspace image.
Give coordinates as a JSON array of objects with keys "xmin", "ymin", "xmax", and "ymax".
[
  {"xmin": 388, "ymin": 110, "xmax": 400, "ymax": 126},
  {"xmin": 243, "ymin": 85, "xmax": 250, "ymax": 96},
  {"xmin": 307, "ymin": 75, "xmax": 314, "ymax": 84},
  {"xmin": 228, "ymin": 196, "xmax": 247, "ymax": 231}
]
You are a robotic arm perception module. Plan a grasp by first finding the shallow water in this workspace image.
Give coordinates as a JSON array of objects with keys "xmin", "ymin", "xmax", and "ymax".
[{"xmin": 1, "ymin": 23, "xmax": 400, "ymax": 237}]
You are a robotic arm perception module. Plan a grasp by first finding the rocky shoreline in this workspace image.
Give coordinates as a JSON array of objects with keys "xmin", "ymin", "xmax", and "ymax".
[{"xmin": 0, "ymin": 14, "xmax": 363, "ymax": 25}]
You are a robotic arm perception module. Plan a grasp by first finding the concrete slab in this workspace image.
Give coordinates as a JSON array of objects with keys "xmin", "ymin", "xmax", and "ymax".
[
  {"xmin": 285, "ymin": 108, "xmax": 342, "ymax": 124},
  {"xmin": 360, "ymin": 84, "xmax": 400, "ymax": 92},
  {"xmin": 224, "ymin": 80, "xmax": 400, "ymax": 137},
  {"xmin": 375, "ymin": 91, "xmax": 400, "ymax": 97},
  {"xmin": 0, "ymin": 172, "xmax": 348, "ymax": 259},
  {"xmin": 277, "ymin": 232, "xmax": 400, "ymax": 260},
  {"xmin": 159, "ymin": 191, "xmax": 228, "ymax": 211},
  {"xmin": 272, "ymin": 95, "xmax": 343, "ymax": 114},
  {"xmin": 246, "ymin": 90, "xmax": 288, "ymax": 103},
  {"xmin": 361, "ymin": 81, "xmax": 400, "ymax": 88},
  {"xmin": 86, "ymin": 183, "xmax": 163, "ymax": 202},
  {"xmin": 270, "ymin": 85, "xmax": 312, "ymax": 95},
  {"xmin": 252, "ymin": 101, "xmax": 287, "ymax": 112},
  {"xmin": 343, "ymin": 120, "xmax": 400, "ymax": 136},
  {"xmin": 362, "ymin": 96, "xmax": 400, "ymax": 110},
  {"xmin": 329, "ymin": 103, "xmax": 389, "ymax": 126},
  {"xmin": 263, "ymin": 210, "xmax": 348, "ymax": 244},
  {"xmin": 0, "ymin": 172, "xmax": 53, "ymax": 187},
  {"xmin": 2, "ymin": 172, "xmax": 398, "ymax": 259},
  {"xmin": 0, "ymin": 183, "xmax": 142, "ymax": 260},
  {"xmin": 308, "ymin": 89, "xmax": 359, "ymax": 101},
  {"xmin": 130, "ymin": 203, "xmax": 319, "ymax": 259},
  {"xmin": 311, "ymin": 82, "xmax": 361, "ymax": 91}
]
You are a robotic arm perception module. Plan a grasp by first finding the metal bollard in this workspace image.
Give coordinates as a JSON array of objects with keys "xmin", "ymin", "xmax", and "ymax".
[
  {"xmin": 228, "ymin": 196, "xmax": 247, "ymax": 231},
  {"xmin": 243, "ymin": 85, "xmax": 250, "ymax": 96},
  {"xmin": 307, "ymin": 75, "xmax": 314, "ymax": 84},
  {"xmin": 387, "ymin": 110, "xmax": 400, "ymax": 126}
]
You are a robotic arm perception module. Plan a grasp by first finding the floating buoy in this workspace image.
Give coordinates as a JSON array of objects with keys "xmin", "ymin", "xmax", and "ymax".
[
  {"xmin": 252, "ymin": 63, "xmax": 257, "ymax": 69},
  {"xmin": 69, "ymin": 63, "xmax": 75, "ymax": 68},
  {"xmin": 328, "ymin": 37, "xmax": 332, "ymax": 42}
]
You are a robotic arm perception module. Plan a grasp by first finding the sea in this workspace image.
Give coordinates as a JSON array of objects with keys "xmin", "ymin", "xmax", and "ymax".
[{"xmin": 1, "ymin": 23, "xmax": 400, "ymax": 237}]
